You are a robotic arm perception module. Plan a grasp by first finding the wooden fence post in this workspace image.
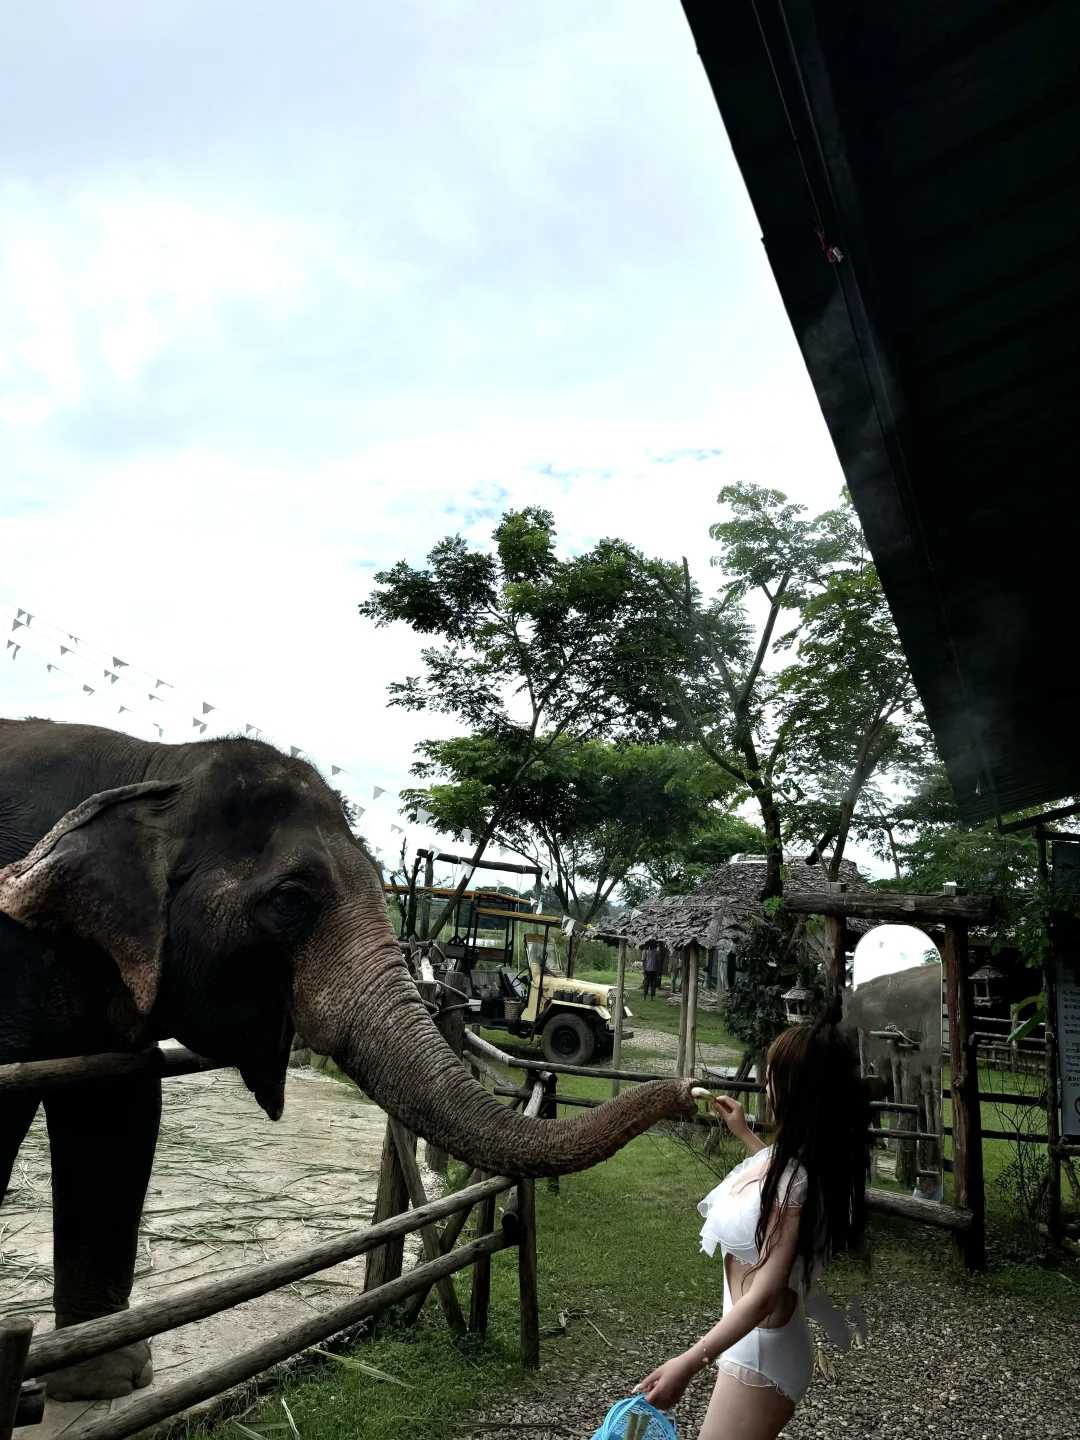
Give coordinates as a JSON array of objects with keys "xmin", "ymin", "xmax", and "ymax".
[
  {"xmin": 611, "ymin": 937, "xmax": 628, "ymax": 1098},
  {"xmin": 675, "ymin": 947, "xmax": 692, "ymax": 1076},
  {"xmin": 515, "ymin": 1180, "xmax": 540, "ymax": 1369},
  {"xmin": 0, "ymin": 1320, "xmax": 32, "ymax": 1440},
  {"xmin": 685, "ymin": 942, "xmax": 699, "ymax": 1079},
  {"xmin": 388, "ymin": 1121, "xmax": 466, "ymax": 1335},
  {"xmin": 825, "ymin": 915, "xmax": 847, "ymax": 1018},
  {"xmin": 469, "ymin": 1191, "xmax": 498, "ymax": 1337},
  {"xmin": 363, "ymin": 1126, "xmax": 412, "ymax": 1295},
  {"xmin": 424, "ymin": 973, "xmax": 466, "ymax": 1177},
  {"xmin": 943, "ymin": 920, "xmax": 986, "ymax": 1269}
]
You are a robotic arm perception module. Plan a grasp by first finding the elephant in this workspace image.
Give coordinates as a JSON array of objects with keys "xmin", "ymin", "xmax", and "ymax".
[{"xmin": 0, "ymin": 718, "xmax": 693, "ymax": 1401}]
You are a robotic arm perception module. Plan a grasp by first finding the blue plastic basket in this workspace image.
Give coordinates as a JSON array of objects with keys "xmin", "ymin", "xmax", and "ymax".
[{"xmin": 589, "ymin": 1395, "xmax": 677, "ymax": 1439}]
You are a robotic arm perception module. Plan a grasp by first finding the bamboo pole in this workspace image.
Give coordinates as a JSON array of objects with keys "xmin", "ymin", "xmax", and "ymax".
[
  {"xmin": 0, "ymin": 1320, "xmax": 33, "ymax": 1440},
  {"xmin": 71, "ymin": 1232, "xmax": 514, "ymax": 1440},
  {"xmin": 943, "ymin": 920, "xmax": 986, "ymax": 1269},
  {"xmin": 611, "ymin": 937, "xmax": 628, "ymax": 1098}
]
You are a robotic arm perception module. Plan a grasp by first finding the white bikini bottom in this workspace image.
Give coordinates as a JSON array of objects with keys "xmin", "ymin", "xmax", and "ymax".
[{"xmin": 716, "ymin": 1270, "xmax": 814, "ymax": 1406}]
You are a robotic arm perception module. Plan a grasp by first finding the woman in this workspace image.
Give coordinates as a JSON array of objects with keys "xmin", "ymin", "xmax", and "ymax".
[{"xmin": 634, "ymin": 1018, "xmax": 870, "ymax": 1439}]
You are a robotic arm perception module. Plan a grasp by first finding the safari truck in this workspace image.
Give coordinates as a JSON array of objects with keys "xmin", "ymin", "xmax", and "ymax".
[{"xmin": 430, "ymin": 889, "xmax": 629, "ymax": 1066}]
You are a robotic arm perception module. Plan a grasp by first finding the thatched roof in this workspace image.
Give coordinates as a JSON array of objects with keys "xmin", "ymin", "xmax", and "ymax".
[{"xmin": 615, "ymin": 857, "xmax": 873, "ymax": 953}]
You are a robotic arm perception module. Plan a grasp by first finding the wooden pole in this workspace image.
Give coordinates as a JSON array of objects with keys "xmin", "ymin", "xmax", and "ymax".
[
  {"xmin": 1039, "ymin": 832, "xmax": 1064, "ymax": 1248},
  {"xmin": 424, "ymin": 973, "xmax": 466, "ymax": 1177},
  {"xmin": 825, "ymin": 915, "xmax": 847, "ymax": 1017},
  {"xmin": 469, "ymin": 1191, "xmax": 497, "ymax": 1337},
  {"xmin": 0, "ymin": 1320, "xmax": 32, "ymax": 1440},
  {"xmin": 943, "ymin": 920, "xmax": 986, "ymax": 1269},
  {"xmin": 611, "ymin": 938, "xmax": 628, "ymax": 1098},
  {"xmin": 388, "ymin": 1121, "xmax": 466, "ymax": 1335},
  {"xmin": 675, "ymin": 947, "xmax": 691, "ymax": 1076},
  {"xmin": 72, "ymin": 1232, "xmax": 514, "ymax": 1440},
  {"xmin": 515, "ymin": 1180, "xmax": 540, "ymax": 1370},
  {"xmin": 363, "ymin": 1124, "xmax": 412, "ymax": 1295},
  {"xmin": 685, "ymin": 942, "xmax": 699, "ymax": 1079},
  {"xmin": 541, "ymin": 1072, "xmax": 560, "ymax": 1194},
  {"xmin": 419, "ymin": 852, "xmax": 435, "ymax": 940}
]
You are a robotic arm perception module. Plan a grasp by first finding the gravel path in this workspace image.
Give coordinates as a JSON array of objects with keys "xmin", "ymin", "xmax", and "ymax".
[
  {"xmin": 456, "ymin": 1253, "xmax": 1080, "ymax": 1439},
  {"xmin": 622, "ymin": 1027, "xmax": 741, "ymax": 1073}
]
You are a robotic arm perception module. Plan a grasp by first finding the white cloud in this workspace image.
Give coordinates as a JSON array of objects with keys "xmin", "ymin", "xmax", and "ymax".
[{"xmin": 0, "ymin": 1, "xmax": 866, "ymax": 871}]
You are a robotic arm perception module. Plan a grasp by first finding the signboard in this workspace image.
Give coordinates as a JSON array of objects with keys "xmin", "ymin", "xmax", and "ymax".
[
  {"xmin": 1057, "ymin": 959, "xmax": 1080, "ymax": 1139},
  {"xmin": 1053, "ymin": 841, "xmax": 1080, "ymax": 1139}
]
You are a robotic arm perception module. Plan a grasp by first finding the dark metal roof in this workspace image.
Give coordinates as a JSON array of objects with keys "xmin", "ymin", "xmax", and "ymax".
[{"xmin": 681, "ymin": 0, "xmax": 1080, "ymax": 821}]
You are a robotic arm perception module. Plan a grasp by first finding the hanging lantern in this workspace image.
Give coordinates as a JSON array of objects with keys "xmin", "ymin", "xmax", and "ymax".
[
  {"xmin": 782, "ymin": 983, "xmax": 815, "ymax": 1025},
  {"xmin": 969, "ymin": 964, "xmax": 1006, "ymax": 1008}
]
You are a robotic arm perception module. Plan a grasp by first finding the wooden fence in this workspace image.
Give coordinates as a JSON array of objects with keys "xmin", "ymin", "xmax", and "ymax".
[{"xmin": 0, "ymin": 1039, "xmax": 544, "ymax": 1440}]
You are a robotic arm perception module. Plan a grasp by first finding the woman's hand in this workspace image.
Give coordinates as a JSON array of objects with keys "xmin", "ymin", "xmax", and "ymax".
[
  {"xmin": 633, "ymin": 1352, "xmax": 698, "ymax": 1411},
  {"xmin": 711, "ymin": 1095, "xmax": 753, "ymax": 1143}
]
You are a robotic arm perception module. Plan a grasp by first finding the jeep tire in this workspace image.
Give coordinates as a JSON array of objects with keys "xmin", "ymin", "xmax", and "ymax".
[{"xmin": 542, "ymin": 1012, "xmax": 596, "ymax": 1066}]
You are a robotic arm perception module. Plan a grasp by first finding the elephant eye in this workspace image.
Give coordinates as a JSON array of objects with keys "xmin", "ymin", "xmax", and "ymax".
[{"xmin": 265, "ymin": 885, "xmax": 315, "ymax": 929}]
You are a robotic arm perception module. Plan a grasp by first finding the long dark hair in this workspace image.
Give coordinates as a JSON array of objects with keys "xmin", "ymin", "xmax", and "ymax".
[{"xmin": 754, "ymin": 1017, "xmax": 870, "ymax": 1285}]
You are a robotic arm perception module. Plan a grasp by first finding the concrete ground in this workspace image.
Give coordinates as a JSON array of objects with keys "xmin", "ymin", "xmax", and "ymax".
[{"xmin": 3, "ymin": 1065, "xmax": 432, "ymax": 1440}]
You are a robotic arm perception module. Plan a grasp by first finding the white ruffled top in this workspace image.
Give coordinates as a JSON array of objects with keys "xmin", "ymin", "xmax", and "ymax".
[{"xmin": 697, "ymin": 1146, "xmax": 867, "ymax": 1349}]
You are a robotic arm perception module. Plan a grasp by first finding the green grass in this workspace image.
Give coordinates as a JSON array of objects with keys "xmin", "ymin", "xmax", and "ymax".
[
  {"xmin": 185, "ymin": 1106, "xmax": 1079, "ymax": 1440},
  {"xmin": 573, "ymin": 967, "xmax": 740, "ymax": 1051}
]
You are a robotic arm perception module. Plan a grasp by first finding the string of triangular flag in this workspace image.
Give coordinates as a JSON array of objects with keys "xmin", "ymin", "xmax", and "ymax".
[{"xmin": 2, "ymin": 599, "xmax": 512, "ymax": 870}]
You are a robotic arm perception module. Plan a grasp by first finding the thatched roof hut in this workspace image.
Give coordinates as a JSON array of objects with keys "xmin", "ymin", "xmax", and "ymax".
[{"xmin": 612, "ymin": 856, "xmax": 874, "ymax": 987}]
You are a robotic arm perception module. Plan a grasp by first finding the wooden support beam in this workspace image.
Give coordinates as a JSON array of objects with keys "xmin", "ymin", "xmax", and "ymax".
[
  {"xmin": 0, "ymin": 1320, "xmax": 32, "ymax": 1440},
  {"xmin": 685, "ymin": 943, "xmax": 699, "ymax": 1079},
  {"xmin": 469, "ymin": 1191, "xmax": 498, "ymax": 1338},
  {"xmin": 784, "ymin": 891, "xmax": 994, "ymax": 925},
  {"xmin": 388, "ymin": 1121, "xmax": 466, "ymax": 1335},
  {"xmin": 675, "ymin": 947, "xmax": 692, "ymax": 1076},
  {"xmin": 363, "ymin": 1123, "xmax": 411, "ymax": 1296},
  {"xmin": 943, "ymin": 920, "xmax": 986, "ymax": 1269},
  {"xmin": 0, "ymin": 1045, "xmax": 221, "ymax": 1095},
  {"xmin": 865, "ymin": 1189, "xmax": 971, "ymax": 1233},
  {"xmin": 824, "ymin": 914, "xmax": 846, "ymax": 1011},
  {"xmin": 515, "ymin": 1180, "xmax": 540, "ymax": 1370}
]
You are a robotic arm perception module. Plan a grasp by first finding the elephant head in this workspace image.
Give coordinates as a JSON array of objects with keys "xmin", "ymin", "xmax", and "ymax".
[{"xmin": 0, "ymin": 741, "xmax": 694, "ymax": 1175}]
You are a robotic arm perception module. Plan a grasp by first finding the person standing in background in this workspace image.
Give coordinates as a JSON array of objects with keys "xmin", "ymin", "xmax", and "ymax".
[{"xmin": 641, "ymin": 942, "xmax": 661, "ymax": 999}]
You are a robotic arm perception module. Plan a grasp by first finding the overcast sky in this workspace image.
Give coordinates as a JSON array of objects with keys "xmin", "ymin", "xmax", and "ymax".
[{"xmin": 0, "ymin": 1, "xmax": 852, "ymax": 870}]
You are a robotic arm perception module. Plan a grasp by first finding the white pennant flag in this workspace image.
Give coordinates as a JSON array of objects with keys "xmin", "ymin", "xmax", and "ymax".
[
  {"xmin": 462, "ymin": 829, "xmax": 473, "ymax": 848},
  {"xmin": 245, "ymin": 723, "xmax": 257, "ymax": 735},
  {"xmin": 153, "ymin": 724, "xmax": 164, "ymax": 737},
  {"xmin": 149, "ymin": 692, "xmax": 162, "ymax": 702},
  {"xmin": 60, "ymin": 645, "xmax": 72, "ymax": 657},
  {"xmin": 331, "ymin": 765, "xmax": 345, "ymax": 777},
  {"xmin": 201, "ymin": 702, "xmax": 216, "ymax": 715},
  {"xmin": 118, "ymin": 705, "xmax": 131, "ymax": 715},
  {"xmin": 290, "ymin": 746, "xmax": 302, "ymax": 758},
  {"xmin": 417, "ymin": 807, "xmax": 432, "ymax": 824},
  {"xmin": 11, "ymin": 620, "xmax": 24, "ymax": 632},
  {"xmin": 373, "ymin": 785, "xmax": 386, "ymax": 800},
  {"xmin": 155, "ymin": 678, "xmax": 171, "ymax": 689},
  {"xmin": 105, "ymin": 670, "xmax": 119, "ymax": 684},
  {"xmin": 69, "ymin": 634, "xmax": 79, "ymax": 645},
  {"xmin": 390, "ymin": 824, "xmax": 404, "ymax": 835},
  {"xmin": 16, "ymin": 608, "xmax": 27, "ymax": 621},
  {"xmin": 113, "ymin": 657, "xmax": 128, "ymax": 670},
  {"xmin": 354, "ymin": 805, "xmax": 366, "ymax": 818},
  {"xmin": 192, "ymin": 718, "xmax": 207, "ymax": 733},
  {"xmin": 83, "ymin": 684, "xmax": 94, "ymax": 695},
  {"xmin": 8, "ymin": 644, "xmax": 19, "ymax": 660}
]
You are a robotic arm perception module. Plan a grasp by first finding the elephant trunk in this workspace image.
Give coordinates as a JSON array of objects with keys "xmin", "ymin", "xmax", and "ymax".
[{"xmin": 293, "ymin": 907, "xmax": 696, "ymax": 1178}]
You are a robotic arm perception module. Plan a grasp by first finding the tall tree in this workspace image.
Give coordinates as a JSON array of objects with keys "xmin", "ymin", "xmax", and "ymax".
[
  {"xmin": 620, "ymin": 813, "xmax": 768, "ymax": 906},
  {"xmin": 635, "ymin": 483, "xmax": 856, "ymax": 899},
  {"xmin": 402, "ymin": 735, "xmax": 732, "ymax": 924},
  {"xmin": 360, "ymin": 508, "xmax": 683, "ymax": 935},
  {"xmin": 779, "ymin": 562, "xmax": 930, "ymax": 877}
]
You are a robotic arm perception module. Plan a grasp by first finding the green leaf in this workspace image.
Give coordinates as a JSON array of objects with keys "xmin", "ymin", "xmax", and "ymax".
[{"xmin": 311, "ymin": 1347, "xmax": 414, "ymax": 1388}]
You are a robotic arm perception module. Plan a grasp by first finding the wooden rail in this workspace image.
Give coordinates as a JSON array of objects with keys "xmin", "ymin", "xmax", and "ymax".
[{"xmin": 0, "ymin": 1046, "xmax": 222, "ymax": 1095}]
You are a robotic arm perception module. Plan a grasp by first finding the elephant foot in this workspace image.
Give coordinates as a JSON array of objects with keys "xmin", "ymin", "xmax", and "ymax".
[{"xmin": 46, "ymin": 1341, "xmax": 153, "ymax": 1402}]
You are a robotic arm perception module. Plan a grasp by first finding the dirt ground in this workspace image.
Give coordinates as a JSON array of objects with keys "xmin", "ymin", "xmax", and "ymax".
[{"xmin": 3, "ymin": 1063, "xmax": 434, "ymax": 1440}]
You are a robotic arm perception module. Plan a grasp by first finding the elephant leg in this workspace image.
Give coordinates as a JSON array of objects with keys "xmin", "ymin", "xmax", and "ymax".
[
  {"xmin": 0, "ymin": 1092, "xmax": 40, "ymax": 1204},
  {"xmin": 43, "ymin": 1076, "xmax": 161, "ymax": 1401}
]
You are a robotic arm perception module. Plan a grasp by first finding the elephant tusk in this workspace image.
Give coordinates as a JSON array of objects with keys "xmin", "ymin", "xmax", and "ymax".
[{"xmin": 690, "ymin": 1086, "xmax": 710, "ymax": 1100}]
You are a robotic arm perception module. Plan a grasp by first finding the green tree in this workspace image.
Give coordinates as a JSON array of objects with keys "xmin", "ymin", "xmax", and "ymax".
[
  {"xmin": 779, "ymin": 562, "xmax": 931, "ymax": 877},
  {"xmin": 636, "ymin": 483, "xmax": 858, "ymax": 899},
  {"xmin": 402, "ymin": 735, "xmax": 732, "ymax": 924},
  {"xmin": 360, "ymin": 508, "xmax": 684, "ymax": 934}
]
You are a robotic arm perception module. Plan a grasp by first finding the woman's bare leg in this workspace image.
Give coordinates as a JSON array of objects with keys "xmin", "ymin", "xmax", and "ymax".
[{"xmin": 695, "ymin": 1370, "xmax": 795, "ymax": 1440}]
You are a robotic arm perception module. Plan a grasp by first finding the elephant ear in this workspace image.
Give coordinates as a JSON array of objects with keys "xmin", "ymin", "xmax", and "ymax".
[{"xmin": 0, "ymin": 781, "xmax": 183, "ymax": 1017}]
